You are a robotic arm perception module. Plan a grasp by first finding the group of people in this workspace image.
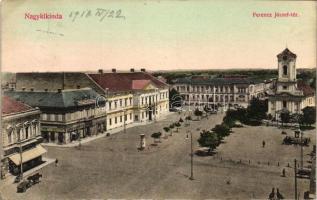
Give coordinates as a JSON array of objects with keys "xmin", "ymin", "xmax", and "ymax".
[{"xmin": 268, "ymin": 187, "xmax": 284, "ymax": 200}]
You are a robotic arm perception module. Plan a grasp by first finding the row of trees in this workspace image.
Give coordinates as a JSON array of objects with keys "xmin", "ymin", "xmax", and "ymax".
[
  {"xmin": 197, "ymin": 119, "xmax": 232, "ymax": 153},
  {"xmin": 278, "ymin": 106, "xmax": 316, "ymax": 127},
  {"xmin": 151, "ymin": 118, "xmax": 184, "ymax": 143}
]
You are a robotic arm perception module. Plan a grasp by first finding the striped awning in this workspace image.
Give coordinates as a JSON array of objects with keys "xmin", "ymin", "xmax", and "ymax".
[{"xmin": 8, "ymin": 145, "xmax": 47, "ymax": 165}]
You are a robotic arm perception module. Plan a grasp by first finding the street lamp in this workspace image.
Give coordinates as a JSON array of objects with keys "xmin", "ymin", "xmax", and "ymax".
[
  {"xmin": 189, "ymin": 130, "xmax": 194, "ymax": 180},
  {"xmin": 19, "ymin": 138, "xmax": 23, "ymax": 181},
  {"xmin": 294, "ymin": 159, "xmax": 298, "ymax": 200}
]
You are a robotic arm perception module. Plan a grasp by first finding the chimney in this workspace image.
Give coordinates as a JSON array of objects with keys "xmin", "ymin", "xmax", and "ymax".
[
  {"xmin": 112, "ymin": 68, "xmax": 116, "ymax": 73},
  {"xmin": 130, "ymin": 68, "xmax": 135, "ymax": 72},
  {"xmin": 57, "ymin": 89, "xmax": 62, "ymax": 93},
  {"xmin": 98, "ymin": 69, "xmax": 103, "ymax": 74},
  {"xmin": 141, "ymin": 68, "xmax": 146, "ymax": 72}
]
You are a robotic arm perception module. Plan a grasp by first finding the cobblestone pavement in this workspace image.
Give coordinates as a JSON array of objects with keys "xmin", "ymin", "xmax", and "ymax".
[{"xmin": 1, "ymin": 112, "xmax": 315, "ymax": 200}]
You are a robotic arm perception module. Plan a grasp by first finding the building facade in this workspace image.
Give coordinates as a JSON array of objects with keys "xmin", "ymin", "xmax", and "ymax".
[
  {"xmin": 1, "ymin": 96, "xmax": 44, "ymax": 178},
  {"xmin": 172, "ymin": 76, "xmax": 267, "ymax": 109},
  {"xmin": 11, "ymin": 70, "xmax": 170, "ymax": 142},
  {"xmin": 88, "ymin": 69, "xmax": 170, "ymax": 126},
  {"xmin": 267, "ymin": 48, "xmax": 315, "ymax": 117},
  {"xmin": 5, "ymin": 88, "xmax": 107, "ymax": 145},
  {"xmin": 105, "ymin": 93, "xmax": 134, "ymax": 130}
]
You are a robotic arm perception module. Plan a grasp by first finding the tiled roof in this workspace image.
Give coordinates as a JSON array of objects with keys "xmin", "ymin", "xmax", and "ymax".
[
  {"xmin": 2, "ymin": 95, "xmax": 34, "ymax": 115},
  {"xmin": 277, "ymin": 48, "xmax": 297, "ymax": 59},
  {"xmin": 132, "ymin": 80, "xmax": 151, "ymax": 90},
  {"xmin": 297, "ymin": 80, "xmax": 315, "ymax": 96},
  {"xmin": 88, "ymin": 72, "xmax": 168, "ymax": 92},
  {"xmin": 4, "ymin": 88, "xmax": 102, "ymax": 109}
]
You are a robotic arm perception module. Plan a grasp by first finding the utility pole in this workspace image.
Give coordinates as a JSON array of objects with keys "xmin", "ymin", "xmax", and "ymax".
[
  {"xmin": 123, "ymin": 109, "xmax": 126, "ymax": 133},
  {"xmin": 300, "ymin": 131, "xmax": 303, "ymax": 169},
  {"xmin": 294, "ymin": 159, "xmax": 298, "ymax": 200},
  {"xmin": 189, "ymin": 130, "xmax": 194, "ymax": 180},
  {"xmin": 19, "ymin": 139, "xmax": 23, "ymax": 180}
]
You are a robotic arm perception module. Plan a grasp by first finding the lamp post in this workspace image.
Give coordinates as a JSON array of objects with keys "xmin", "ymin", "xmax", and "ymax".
[
  {"xmin": 300, "ymin": 130, "xmax": 304, "ymax": 169},
  {"xmin": 294, "ymin": 159, "xmax": 298, "ymax": 200},
  {"xmin": 189, "ymin": 130, "xmax": 194, "ymax": 180},
  {"xmin": 123, "ymin": 109, "xmax": 127, "ymax": 133},
  {"xmin": 19, "ymin": 138, "xmax": 23, "ymax": 180}
]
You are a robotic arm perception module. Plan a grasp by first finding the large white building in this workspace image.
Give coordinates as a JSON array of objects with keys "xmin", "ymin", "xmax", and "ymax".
[
  {"xmin": 268, "ymin": 48, "xmax": 315, "ymax": 117},
  {"xmin": 172, "ymin": 75, "xmax": 269, "ymax": 109}
]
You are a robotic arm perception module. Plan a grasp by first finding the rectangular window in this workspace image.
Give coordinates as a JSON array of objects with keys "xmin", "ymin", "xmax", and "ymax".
[
  {"xmin": 283, "ymin": 101, "xmax": 287, "ymax": 108},
  {"xmin": 130, "ymin": 113, "xmax": 132, "ymax": 120},
  {"xmin": 120, "ymin": 116, "xmax": 122, "ymax": 122},
  {"xmin": 109, "ymin": 118, "xmax": 112, "ymax": 125},
  {"xmin": 119, "ymin": 100, "xmax": 122, "ymax": 107},
  {"xmin": 115, "ymin": 117, "xmax": 117, "ymax": 124}
]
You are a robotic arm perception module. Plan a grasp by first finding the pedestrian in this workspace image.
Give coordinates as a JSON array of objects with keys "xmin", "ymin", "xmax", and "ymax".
[
  {"xmin": 55, "ymin": 158, "xmax": 58, "ymax": 167},
  {"xmin": 282, "ymin": 168, "xmax": 286, "ymax": 177},
  {"xmin": 262, "ymin": 140, "xmax": 266, "ymax": 148}
]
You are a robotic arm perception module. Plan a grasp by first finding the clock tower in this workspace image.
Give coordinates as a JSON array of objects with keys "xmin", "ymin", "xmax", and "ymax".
[
  {"xmin": 268, "ymin": 48, "xmax": 315, "ymax": 118},
  {"xmin": 276, "ymin": 48, "xmax": 297, "ymax": 94}
]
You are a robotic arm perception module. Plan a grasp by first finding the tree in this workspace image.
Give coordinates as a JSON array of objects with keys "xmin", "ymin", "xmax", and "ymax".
[
  {"xmin": 163, "ymin": 127, "xmax": 170, "ymax": 133},
  {"xmin": 185, "ymin": 116, "xmax": 192, "ymax": 121},
  {"xmin": 151, "ymin": 132, "xmax": 162, "ymax": 143},
  {"xmin": 175, "ymin": 122, "xmax": 181, "ymax": 127},
  {"xmin": 197, "ymin": 130, "xmax": 219, "ymax": 153},
  {"xmin": 164, "ymin": 126, "xmax": 172, "ymax": 136},
  {"xmin": 179, "ymin": 118, "xmax": 184, "ymax": 123},
  {"xmin": 212, "ymin": 124, "xmax": 230, "ymax": 139},
  {"xmin": 194, "ymin": 108, "xmax": 203, "ymax": 120},
  {"xmin": 246, "ymin": 97, "xmax": 267, "ymax": 121},
  {"xmin": 223, "ymin": 116, "xmax": 236, "ymax": 128},
  {"xmin": 169, "ymin": 88, "xmax": 182, "ymax": 108},
  {"xmin": 280, "ymin": 110, "xmax": 290, "ymax": 126},
  {"xmin": 302, "ymin": 106, "xmax": 316, "ymax": 126}
]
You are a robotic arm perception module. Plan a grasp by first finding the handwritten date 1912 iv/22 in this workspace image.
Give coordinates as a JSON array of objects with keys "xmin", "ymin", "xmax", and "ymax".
[{"xmin": 69, "ymin": 8, "xmax": 125, "ymax": 22}]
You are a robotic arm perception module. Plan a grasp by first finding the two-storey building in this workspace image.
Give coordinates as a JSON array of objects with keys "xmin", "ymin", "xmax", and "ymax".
[
  {"xmin": 1, "ymin": 96, "xmax": 44, "ymax": 178},
  {"xmin": 5, "ymin": 88, "xmax": 107, "ymax": 145},
  {"xmin": 172, "ymin": 76, "xmax": 266, "ymax": 109}
]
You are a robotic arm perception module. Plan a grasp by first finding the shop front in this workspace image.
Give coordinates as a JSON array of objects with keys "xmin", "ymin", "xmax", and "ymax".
[{"xmin": 7, "ymin": 145, "xmax": 47, "ymax": 175}]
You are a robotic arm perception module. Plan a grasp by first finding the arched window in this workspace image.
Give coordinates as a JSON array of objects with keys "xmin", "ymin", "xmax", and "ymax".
[{"xmin": 283, "ymin": 65, "xmax": 288, "ymax": 76}]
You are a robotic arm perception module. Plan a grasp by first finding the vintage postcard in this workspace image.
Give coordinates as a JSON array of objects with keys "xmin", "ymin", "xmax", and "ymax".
[{"xmin": 0, "ymin": 0, "xmax": 316, "ymax": 199}]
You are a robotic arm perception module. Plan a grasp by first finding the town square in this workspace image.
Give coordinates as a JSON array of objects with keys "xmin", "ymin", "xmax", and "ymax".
[{"xmin": 1, "ymin": 1, "xmax": 316, "ymax": 199}]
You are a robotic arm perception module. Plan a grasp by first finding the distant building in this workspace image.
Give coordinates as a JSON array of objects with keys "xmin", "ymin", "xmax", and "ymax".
[
  {"xmin": 1, "ymin": 96, "xmax": 43, "ymax": 178},
  {"xmin": 172, "ymin": 75, "xmax": 268, "ymax": 109},
  {"xmin": 267, "ymin": 48, "xmax": 315, "ymax": 118},
  {"xmin": 5, "ymin": 88, "xmax": 107, "ymax": 144}
]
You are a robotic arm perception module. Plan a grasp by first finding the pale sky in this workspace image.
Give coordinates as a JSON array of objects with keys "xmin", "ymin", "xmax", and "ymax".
[{"xmin": 2, "ymin": 0, "xmax": 316, "ymax": 72}]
